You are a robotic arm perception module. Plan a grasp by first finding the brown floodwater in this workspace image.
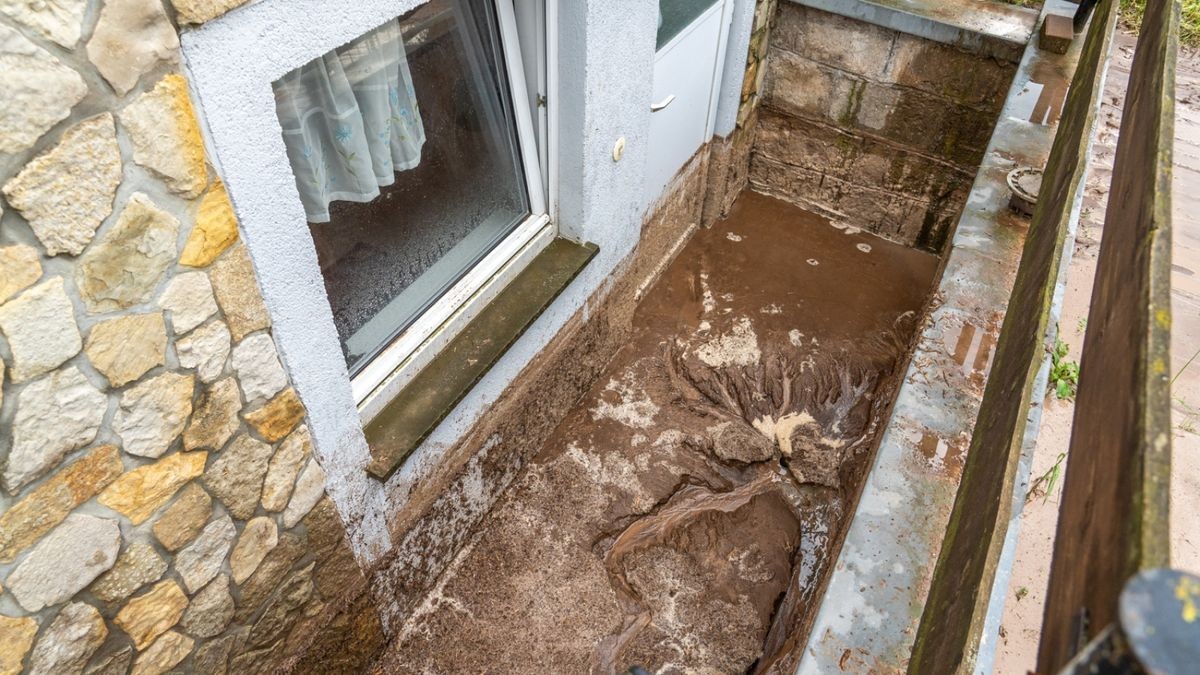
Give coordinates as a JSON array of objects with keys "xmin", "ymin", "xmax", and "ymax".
[{"xmin": 374, "ymin": 191, "xmax": 939, "ymax": 674}]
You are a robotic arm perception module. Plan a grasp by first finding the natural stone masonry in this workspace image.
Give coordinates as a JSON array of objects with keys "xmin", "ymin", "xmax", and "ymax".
[
  {"xmin": 0, "ymin": 615, "xmax": 38, "ymax": 675},
  {"xmin": 175, "ymin": 514, "xmax": 234, "ymax": 592},
  {"xmin": 203, "ymin": 435, "xmax": 272, "ymax": 519},
  {"xmin": 243, "ymin": 387, "xmax": 304, "ymax": 443},
  {"xmin": 230, "ymin": 516, "xmax": 277, "ymax": 583},
  {"xmin": 282, "ymin": 458, "xmax": 325, "ymax": 528},
  {"xmin": 157, "ymin": 272, "xmax": 218, "ymax": 335},
  {"xmin": 2, "ymin": 114, "xmax": 122, "ymax": 256},
  {"xmin": 5, "ymin": 366, "xmax": 106, "ymax": 492},
  {"xmin": 261, "ymin": 426, "xmax": 310, "ymax": 512},
  {"xmin": 0, "ymin": 277, "xmax": 82, "ymax": 383},
  {"xmin": 0, "ymin": 244, "xmax": 41, "ymax": 305},
  {"xmin": 113, "ymin": 579, "xmax": 188, "ymax": 650},
  {"xmin": 76, "ymin": 193, "xmax": 180, "ymax": 314},
  {"xmin": 112, "ymin": 372, "xmax": 195, "ymax": 458},
  {"xmin": 176, "ymin": 320, "xmax": 232, "ymax": 383},
  {"xmin": 0, "ymin": 24, "xmax": 87, "ymax": 154},
  {"xmin": 181, "ymin": 575, "xmax": 234, "ymax": 638},
  {"xmin": 170, "ymin": 0, "xmax": 249, "ymax": 24},
  {"xmin": 90, "ymin": 543, "xmax": 168, "ymax": 603},
  {"xmin": 231, "ymin": 333, "xmax": 287, "ymax": 403},
  {"xmin": 85, "ymin": 312, "xmax": 167, "ymax": 387},
  {"xmin": 209, "ymin": 244, "xmax": 271, "ymax": 341},
  {"xmin": 180, "ymin": 181, "xmax": 238, "ymax": 267},
  {"xmin": 98, "ymin": 451, "xmax": 208, "ymax": 524},
  {"xmin": 86, "ymin": 0, "xmax": 179, "ymax": 94},
  {"xmin": 7, "ymin": 514, "xmax": 121, "ymax": 612},
  {"xmin": 131, "ymin": 630, "xmax": 192, "ymax": 675},
  {"xmin": 151, "ymin": 483, "xmax": 212, "ymax": 552},
  {"xmin": 183, "ymin": 377, "xmax": 240, "ymax": 451},
  {"xmin": 119, "ymin": 74, "xmax": 208, "ymax": 198},
  {"xmin": 26, "ymin": 601, "xmax": 108, "ymax": 675},
  {"xmin": 0, "ymin": 0, "xmax": 86, "ymax": 47}
]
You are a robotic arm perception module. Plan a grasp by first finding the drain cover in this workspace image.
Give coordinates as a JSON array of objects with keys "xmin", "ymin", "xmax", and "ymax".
[{"xmin": 1007, "ymin": 167, "xmax": 1043, "ymax": 216}]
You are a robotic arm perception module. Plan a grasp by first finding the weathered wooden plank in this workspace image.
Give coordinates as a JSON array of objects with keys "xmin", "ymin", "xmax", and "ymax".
[
  {"xmin": 1036, "ymin": 0, "xmax": 1177, "ymax": 669},
  {"xmin": 906, "ymin": 3, "xmax": 1120, "ymax": 672}
]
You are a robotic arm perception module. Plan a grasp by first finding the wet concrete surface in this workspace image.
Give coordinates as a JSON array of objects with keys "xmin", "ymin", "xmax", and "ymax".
[{"xmin": 373, "ymin": 191, "xmax": 938, "ymax": 674}]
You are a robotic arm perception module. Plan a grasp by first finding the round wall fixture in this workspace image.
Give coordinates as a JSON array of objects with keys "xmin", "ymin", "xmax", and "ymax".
[{"xmin": 1007, "ymin": 166, "xmax": 1043, "ymax": 216}]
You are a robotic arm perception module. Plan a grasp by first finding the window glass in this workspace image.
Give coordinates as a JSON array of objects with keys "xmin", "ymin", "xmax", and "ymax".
[
  {"xmin": 657, "ymin": 0, "xmax": 720, "ymax": 49},
  {"xmin": 273, "ymin": 0, "xmax": 530, "ymax": 374}
]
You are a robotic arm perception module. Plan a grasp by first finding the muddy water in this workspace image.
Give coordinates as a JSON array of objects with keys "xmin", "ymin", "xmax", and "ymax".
[{"xmin": 375, "ymin": 191, "xmax": 938, "ymax": 674}]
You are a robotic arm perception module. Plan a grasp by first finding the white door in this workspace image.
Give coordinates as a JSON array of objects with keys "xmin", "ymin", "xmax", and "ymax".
[{"xmin": 645, "ymin": 0, "xmax": 728, "ymax": 206}]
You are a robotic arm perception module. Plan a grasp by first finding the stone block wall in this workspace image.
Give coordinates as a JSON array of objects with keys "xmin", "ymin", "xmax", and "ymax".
[
  {"xmin": 750, "ymin": 2, "xmax": 1018, "ymax": 252},
  {"xmin": 0, "ymin": 1, "xmax": 381, "ymax": 673}
]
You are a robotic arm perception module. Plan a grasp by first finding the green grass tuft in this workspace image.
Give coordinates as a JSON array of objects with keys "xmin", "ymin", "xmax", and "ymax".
[{"xmin": 1122, "ymin": 0, "xmax": 1200, "ymax": 47}]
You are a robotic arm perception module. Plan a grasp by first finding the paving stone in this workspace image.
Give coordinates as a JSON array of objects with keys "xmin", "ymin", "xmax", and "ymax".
[
  {"xmin": 129, "ymin": 630, "xmax": 192, "ymax": 675},
  {"xmin": 243, "ymin": 387, "xmax": 305, "ymax": 443},
  {"xmin": 157, "ymin": 272, "xmax": 217, "ymax": 335},
  {"xmin": 0, "ymin": 445, "xmax": 123, "ymax": 563},
  {"xmin": 114, "ymin": 580, "xmax": 187, "ymax": 650},
  {"xmin": 180, "ymin": 575, "xmax": 233, "ymax": 638},
  {"xmin": 113, "ymin": 372, "xmax": 194, "ymax": 458},
  {"xmin": 170, "ymin": 0, "xmax": 249, "ymax": 24},
  {"xmin": 180, "ymin": 181, "xmax": 238, "ymax": 267},
  {"xmin": 231, "ymin": 333, "xmax": 286, "ymax": 404},
  {"xmin": 202, "ymin": 435, "xmax": 271, "ymax": 519},
  {"xmin": 76, "ymin": 193, "xmax": 179, "ymax": 314},
  {"xmin": 208, "ymin": 244, "xmax": 270, "ymax": 341},
  {"xmin": 176, "ymin": 320, "xmax": 231, "ymax": 383},
  {"xmin": 2, "ymin": 115, "xmax": 122, "ymax": 256},
  {"xmin": 4, "ymin": 365, "xmax": 105, "ymax": 492},
  {"xmin": 86, "ymin": 0, "xmax": 178, "ymax": 95},
  {"xmin": 6, "ymin": 514, "xmax": 121, "ymax": 612},
  {"xmin": 90, "ymin": 543, "xmax": 167, "ymax": 603},
  {"xmin": 98, "ymin": 451, "xmax": 208, "ymax": 525},
  {"xmin": 261, "ymin": 426, "xmax": 311, "ymax": 512},
  {"xmin": 0, "ymin": 25, "xmax": 86, "ymax": 154},
  {"xmin": 230, "ymin": 516, "xmax": 277, "ymax": 583},
  {"xmin": 0, "ymin": 616, "xmax": 38, "ymax": 675},
  {"xmin": 27, "ymin": 602, "xmax": 107, "ymax": 675},
  {"xmin": 85, "ymin": 312, "xmax": 167, "ymax": 387},
  {"xmin": 175, "ymin": 514, "xmax": 234, "ymax": 592},
  {"xmin": 151, "ymin": 483, "xmax": 211, "ymax": 552},
  {"xmin": 183, "ymin": 377, "xmax": 240, "ymax": 451},
  {"xmin": 0, "ymin": 0, "xmax": 85, "ymax": 47},
  {"xmin": 0, "ymin": 277, "xmax": 81, "ymax": 384},
  {"xmin": 0, "ymin": 244, "xmax": 42, "ymax": 304},
  {"xmin": 119, "ymin": 74, "xmax": 208, "ymax": 198},
  {"xmin": 283, "ymin": 458, "xmax": 325, "ymax": 528}
]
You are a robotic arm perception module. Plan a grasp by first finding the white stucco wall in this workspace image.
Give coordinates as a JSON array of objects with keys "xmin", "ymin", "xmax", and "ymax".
[{"xmin": 181, "ymin": 0, "xmax": 750, "ymax": 567}]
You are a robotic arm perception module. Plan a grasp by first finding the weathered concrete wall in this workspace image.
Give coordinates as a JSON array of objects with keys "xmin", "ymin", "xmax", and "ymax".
[
  {"xmin": 751, "ymin": 2, "xmax": 1018, "ymax": 252},
  {"xmin": 0, "ymin": 1, "xmax": 382, "ymax": 673}
]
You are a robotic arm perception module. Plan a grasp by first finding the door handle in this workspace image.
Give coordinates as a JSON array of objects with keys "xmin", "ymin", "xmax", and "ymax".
[{"xmin": 650, "ymin": 94, "xmax": 676, "ymax": 112}]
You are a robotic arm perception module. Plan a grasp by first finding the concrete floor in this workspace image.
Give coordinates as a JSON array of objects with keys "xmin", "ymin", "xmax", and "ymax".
[{"xmin": 371, "ymin": 191, "xmax": 939, "ymax": 674}]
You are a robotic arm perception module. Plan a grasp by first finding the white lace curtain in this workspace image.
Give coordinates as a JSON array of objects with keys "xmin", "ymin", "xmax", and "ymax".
[{"xmin": 273, "ymin": 19, "xmax": 426, "ymax": 223}]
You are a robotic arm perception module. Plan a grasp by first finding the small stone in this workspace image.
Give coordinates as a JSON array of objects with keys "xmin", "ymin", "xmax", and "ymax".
[
  {"xmin": 180, "ymin": 181, "xmax": 238, "ymax": 267},
  {"xmin": 0, "ymin": 277, "xmax": 81, "ymax": 383},
  {"xmin": 283, "ymin": 458, "xmax": 326, "ymax": 528},
  {"xmin": 151, "ymin": 483, "xmax": 211, "ymax": 552},
  {"xmin": 0, "ymin": 25, "xmax": 86, "ymax": 154},
  {"xmin": 130, "ymin": 631, "xmax": 192, "ymax": 675},
  {"xmin": 2, "ymin": 115, "xmax": 121, "ymax": 256},
  {"xmin": 157, "ymin": 272, "xmax": 217, "ymax": 335},
  {"xmin": 89, "ymin": 543, "xmax": 166, "ymax": 603},
  {"xmin": 244, "ymin": 387, "xmax": 305, "ymax": 443},
  {"xmin": 119, "ymin": 74, "xmax": 207, "ymax": 198},
  {"xmin": 0, "ymin": 0, "xmax": 86, "ymax": 47},
  {"xmin": 175, "ymin": 514, "xmax": 234, "ymax": 593},
  {"xmin": 711, "ymin": 422, "xmax": 777, "ymax": 464},
  {"xmin": 0, "ymin": 445, "xmax": 123, "ymax": 563},
  {"xmin": 231, "ymin": 333, "xmax": 286, "ymax": 404},
  {"xmin": 0, "ymin": 616, "xmax": 37, "ymax": 675},
  {"xmin": 230, "ymin": 517, "xmax": 277, "ymax": 583},
  {"xmin": 86, "ymin": 0, "xmax": 179, "ymax": 95},
  {"xmin": 261, "ymin": 426, "xmax": 311, "ymax": 512},
  {"xmin": 85, "ymin": 312, "xmax": 167, "ymax": 387},
  {"xmin": 176, "ymin": 320, "xmax": 231, "ymax": 383},
  {"xmin": 202, "ymin": 435, "xmax": 272, "ymax": 519},
  {"xmin": 209, "ymin": 244, "xmax": 270, "ymax": 341},
  {"xmin": 113, "ymin": 372, "xmax": 195, "ymax": 458},
  {"xmin": 83, "ymin": 647, "xmax": 130, "ymax": 675},
  {"xmin": 113, "ymin": 580, "xmax": 187, "ymax": 650},
  {"xmin": 4, "ymin": 365, "xmax": 105, "ymax": 492},
  {"xmin": 27, "ymin": 602, "xmax": 107, "ymax": 675},
  {"xmin": 180, "ymin": 576, "xmax": 233, "ymax": 638},
  {"xmin": 6, "ymin": 514, "xmax": 120, "ymax": 612},
  {"xmin": 0, "ymin": 244, "xmax": 41, "ymax": 304},
  {"xmin": 182, "ymin": 377, "xmax": 240, "ymax": 451},
  {"xmin": 98, "ymin": 451, "xmax": 208, "ymax": 525},
  {"xmin": 170, "ymin": 0, "xmax": 249, "ymax": 24},
  {"xmin": 76, "ymin": 193, "xmax": 179, "ymax": 314}
]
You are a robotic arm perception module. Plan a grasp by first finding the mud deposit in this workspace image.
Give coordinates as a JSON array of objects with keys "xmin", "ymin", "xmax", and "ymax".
[{"xmin": 374, "ymin": 192, "xmax": 938, "ymax": 674}]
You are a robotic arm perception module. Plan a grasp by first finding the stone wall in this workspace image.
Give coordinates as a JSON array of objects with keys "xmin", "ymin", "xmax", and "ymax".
[
  {"xmin": 0, "ymin": 1, "xmax": 381, "ymax": 673},
  {"xmin": 750, "ymin": 2, "xmax": 1018, "ymax": 252}
]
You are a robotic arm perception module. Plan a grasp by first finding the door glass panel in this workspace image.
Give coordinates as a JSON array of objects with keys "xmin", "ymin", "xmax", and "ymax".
[
  {"xmin": 273, "ymin": 0, "xmax": 530, "ymax": 375},
  {"xmin": 657, "ymin": 0, "xmax": 720, "ymax": 49}
]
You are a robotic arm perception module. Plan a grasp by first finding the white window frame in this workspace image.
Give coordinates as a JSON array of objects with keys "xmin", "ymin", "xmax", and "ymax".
[{"xmin": 181, "ymin": 0, "xmax": 551, "ymax": 428}]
